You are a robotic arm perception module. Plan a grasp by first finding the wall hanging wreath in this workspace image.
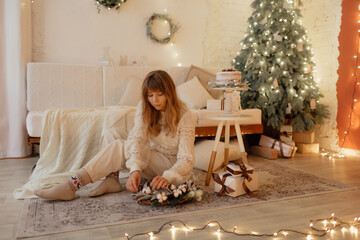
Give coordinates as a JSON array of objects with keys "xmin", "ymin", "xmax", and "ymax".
[
  {"xmin": 95, "ymin": 0, "xmax": 128, "ymax": 12},
  {"xmin": 146, "ymin": 13, "xmax": 180, "ymax": 44}
]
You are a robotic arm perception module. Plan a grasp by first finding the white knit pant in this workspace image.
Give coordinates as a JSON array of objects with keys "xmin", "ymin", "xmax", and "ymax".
[{"xmin": 83, "ymin": 127, "xmax": 173, "ymax": 183}]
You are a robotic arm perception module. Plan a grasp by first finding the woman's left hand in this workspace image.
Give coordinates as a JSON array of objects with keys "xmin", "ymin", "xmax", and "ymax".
[{"xmin": 151, "ymin": 176, "xmax": 169, "ymax": 189}]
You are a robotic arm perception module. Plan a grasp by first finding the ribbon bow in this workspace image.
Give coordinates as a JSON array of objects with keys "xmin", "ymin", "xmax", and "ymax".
[
  {"xmin": 226, "ymin": 161, "xmax": 266, "ymax": 200},
  {"xmin": 227, "ymin": 162, "xmax": 253, "ymax": 182},
  {"xmin": 212, "ymin": 172, "xmax": 235, "ymax": 196},
  {"xmin": 280, "ymin": 131, "xmax": 292, "ymax": 138}
]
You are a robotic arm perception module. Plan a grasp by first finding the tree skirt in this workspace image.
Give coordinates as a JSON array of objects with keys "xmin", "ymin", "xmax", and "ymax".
[{"xmin": 16, "ymin": 157, "xmax": 356, "ymax": 238}]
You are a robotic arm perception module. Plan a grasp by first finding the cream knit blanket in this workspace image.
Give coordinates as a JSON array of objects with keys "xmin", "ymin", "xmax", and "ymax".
[{"xmin": 14, "ymin": 106, "xmax": 136, "ymax": 199}]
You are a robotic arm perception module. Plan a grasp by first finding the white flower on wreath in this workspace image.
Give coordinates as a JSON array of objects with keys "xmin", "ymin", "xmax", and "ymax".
[
  {"xmin": 169, "ymin": 184, "xmax": 177, "ymax": 191},
  {"xmin": 142, "ymin": 186, "xmax": 151, "ymax": 194},
  {"xmin": 173, "ymin": 189, "xmax": 183, "ymax": 198},
  {"xmin": 195, "ymin": 189, "xmax": 203, "ymax": 201},
  {"xmin": 157, "ymin": 192, "xmax": 168, "ymax": 203},
  {"xmin": 187, "ymin": 190, "xmax": 195, "ymax": 198},
  {"xmin": 178, "ymin": 184, "xmax": 187, "ymax": 193}
]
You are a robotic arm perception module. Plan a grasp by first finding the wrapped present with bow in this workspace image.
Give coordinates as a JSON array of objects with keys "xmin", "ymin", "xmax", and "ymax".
[
  {"xmin": 212, "ymin": 162, "xmax": 259, "ymax": 198},
  {"xmin": 279, "ymin": 125, "xmax": 295, "ymax": 146},
  {"xmin": 259, "ymin": 135, "xmax": 297, "ymax": 158}
]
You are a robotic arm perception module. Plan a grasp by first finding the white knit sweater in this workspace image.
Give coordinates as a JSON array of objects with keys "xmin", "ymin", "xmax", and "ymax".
[{"xmin": 125, "ymin": 102, "xmax": 196, "ymax": 185}]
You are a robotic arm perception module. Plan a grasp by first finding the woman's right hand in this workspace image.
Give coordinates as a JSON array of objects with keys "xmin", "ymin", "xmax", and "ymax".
[{"xmin": 126, "ymin": 170, "xmax": 141, "ymax": 192}]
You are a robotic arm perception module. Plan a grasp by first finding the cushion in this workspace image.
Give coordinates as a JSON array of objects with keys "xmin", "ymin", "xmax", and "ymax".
[
  {"xmin": 118, "ymin": 76, "xmax": 143, "ymax": 106},
  {"xmin": 185, "ymin": 65, "xmax": 221, "ymax": 99},
  {"xmin": 194, "ymin": 139, "xmax": 242, "ymax": 171},
  {"xmin": 26, "ymin": 111, "xmax": 44, "ymax": 137},
  {"xmin": 177, "ymin": 76, "xmax": 214, "ymax": 110}
]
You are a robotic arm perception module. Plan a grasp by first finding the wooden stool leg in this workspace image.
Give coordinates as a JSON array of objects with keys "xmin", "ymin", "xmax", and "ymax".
[
  {"xmin": 205, "ymin": 121, "xmax": 224, "ymax": 186},
  {"xmin": 224, "ymin": 121, "xmax": 230, "ymax": 169},
  {"xmin": 234, "ymin": 121, "xmax": 248, "ymax": 164}
]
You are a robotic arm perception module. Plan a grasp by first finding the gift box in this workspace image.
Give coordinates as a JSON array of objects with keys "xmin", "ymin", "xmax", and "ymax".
[
  {"xmin": 251, "ymin": 145, "xmax": 278, "ymax": 160},
  {"xmin": 280, "ymin": 125, "xmax": 293, "ymax": 144},
  {"xmin": 293, "ymin": 131, "xmax": 315, "ymax": 144},
  {"xmin": 207, "ymin": 99, "xmax": 222, "ymax": 111},
  {"xmin": 296, "ymin": 143, "xmax": 319, "ymax": 153},
  {"xmin": 213, "ymin": 162, "xmax": 259, "ymax": 197},
  {"xmin": 259, "ymin": 135, "xmax": 297, "ymax": 158}
]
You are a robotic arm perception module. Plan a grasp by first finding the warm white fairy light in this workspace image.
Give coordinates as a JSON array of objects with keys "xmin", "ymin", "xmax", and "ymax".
[
  {"xmin": 125, "ymin": 214, "xmax": 360, "ymax": 239},
  {"xmin": 183, "ymin": 227, "xmax": 190, "ymax": 232}
]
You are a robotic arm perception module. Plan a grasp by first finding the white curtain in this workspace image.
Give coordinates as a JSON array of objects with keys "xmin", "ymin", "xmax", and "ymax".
[{"xmin": 0, "ymin": 0, "xmax": 31, "ymax": 158}]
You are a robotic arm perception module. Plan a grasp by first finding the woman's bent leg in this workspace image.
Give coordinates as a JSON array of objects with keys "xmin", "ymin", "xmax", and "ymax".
[
  {"xmin": 84, "ymin": 139, "xmax": 126, "ymax": 182},
  {"xmin": 85, "ymin": 139, "xmax": 126, "ymax": 196}
]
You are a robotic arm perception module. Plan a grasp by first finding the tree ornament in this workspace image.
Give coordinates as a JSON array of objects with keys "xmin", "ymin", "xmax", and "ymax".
[
  {"xmin": 273, "ymin": 78, "xmax": 279, "ymax": 88},
  {"xmin": 310, "ymin": 99, "xmax": 316, "ymax": 109},
  {"xmin": 283, "ymin": 1, "xmax": 290, "ymax": 9},
  {"xmin": 273, "ymin": 31, "xmax": 283, "ymax": 41},
  {"xmin": 297, "ymin": 42, "xmax": 303, "ymax": 51},
  {"xmin": 286, "ymin": 103, "xmax": 292, "ymax": 114}
]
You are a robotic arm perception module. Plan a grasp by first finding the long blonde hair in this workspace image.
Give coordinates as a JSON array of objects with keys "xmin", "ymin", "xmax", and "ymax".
[{"xmin": 142, "ymin": 70, "xmax": 183, "ymax": 136}]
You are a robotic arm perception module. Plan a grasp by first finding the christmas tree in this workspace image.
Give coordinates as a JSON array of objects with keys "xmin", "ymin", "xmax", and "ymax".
[{"xmin": 232, "ymin": 0, "xmax": 329, "ymax": 132}]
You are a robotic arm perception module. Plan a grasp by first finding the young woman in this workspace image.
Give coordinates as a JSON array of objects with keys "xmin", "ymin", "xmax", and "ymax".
[{"xmin": 34, "ymin": 70, "xmax": 196, "ymax": 200}]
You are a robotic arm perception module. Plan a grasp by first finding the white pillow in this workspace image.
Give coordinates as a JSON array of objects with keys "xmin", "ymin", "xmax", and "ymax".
[
  {"xmin": 118, "ymin": 76, "xmax": 143, "ymax": 106},
  {"xmin": 176, "ymin": 76, "xmax": 214, "ymax": 109},
  {"xmin": 194, "ymin": 140, "xmax": 242, "ymax": 171}
]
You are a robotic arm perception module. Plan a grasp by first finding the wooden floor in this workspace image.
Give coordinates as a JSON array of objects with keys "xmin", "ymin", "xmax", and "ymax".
[{"xmin": 1, "ymin": 153, "xmax": 360, "ymax": 240}]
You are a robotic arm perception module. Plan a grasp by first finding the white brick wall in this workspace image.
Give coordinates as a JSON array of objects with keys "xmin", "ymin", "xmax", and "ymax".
[
  {"xmin": 301, "ymin": 0, "xmax": 342, "ymax": 152},
  {"xmin": 203, "ymin": 0, "xmax": 253, "ymax": 68}
]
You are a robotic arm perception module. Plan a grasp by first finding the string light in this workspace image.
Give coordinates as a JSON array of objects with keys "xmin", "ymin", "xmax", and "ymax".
[
  {"xmin": 337, "ymin": 2, "xmax": 360, "ymax": 154},
  {"xmin": 124, "ymin": 214, "xmax": 360, "ymax": 240}
]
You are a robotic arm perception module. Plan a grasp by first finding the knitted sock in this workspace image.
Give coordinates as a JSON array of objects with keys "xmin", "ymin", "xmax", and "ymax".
[
  {"xmin": 34, "ymin": 168, "xmax": 92, "ymax": 201},
  {"xmin": 89, "ymin": 171, "xmax": 122, "ymax": 197}
]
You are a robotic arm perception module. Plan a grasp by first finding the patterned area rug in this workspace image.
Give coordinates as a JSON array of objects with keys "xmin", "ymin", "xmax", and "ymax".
[{"xmin": 16, "ymin": 157, "xmax": 356, "ymax": 238}]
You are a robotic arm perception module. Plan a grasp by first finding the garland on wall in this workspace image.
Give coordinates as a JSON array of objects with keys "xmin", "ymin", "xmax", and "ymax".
[
  {"xmin": 95, "ymin": 0, "xmax": 128, "ymax": 12},
  {"xmin": 146, "ymin": 13, "xmax": 180, "ymax": 44}
]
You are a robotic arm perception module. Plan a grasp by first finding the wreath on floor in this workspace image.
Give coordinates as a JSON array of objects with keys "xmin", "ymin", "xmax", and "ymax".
[
  {"xmin": 95, "ymin": 0, "xmax": 128, "ymax": 12},
  {"xmin": 146, "ymin": 13, "xmax": 180, "ymax": 44},
  {"xmin": 134, "ymin": 180, "xmax": 203, "ymax": 207}
]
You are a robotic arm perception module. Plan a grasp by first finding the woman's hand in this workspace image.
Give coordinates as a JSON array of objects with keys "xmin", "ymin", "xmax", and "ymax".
[
  {"xmin": 151, "ymin": 176, "xmax": 169, "ymax": 189},
  {"xmin": 126, "ymin": 170, "xmax": 141, "ymax": 192}
]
